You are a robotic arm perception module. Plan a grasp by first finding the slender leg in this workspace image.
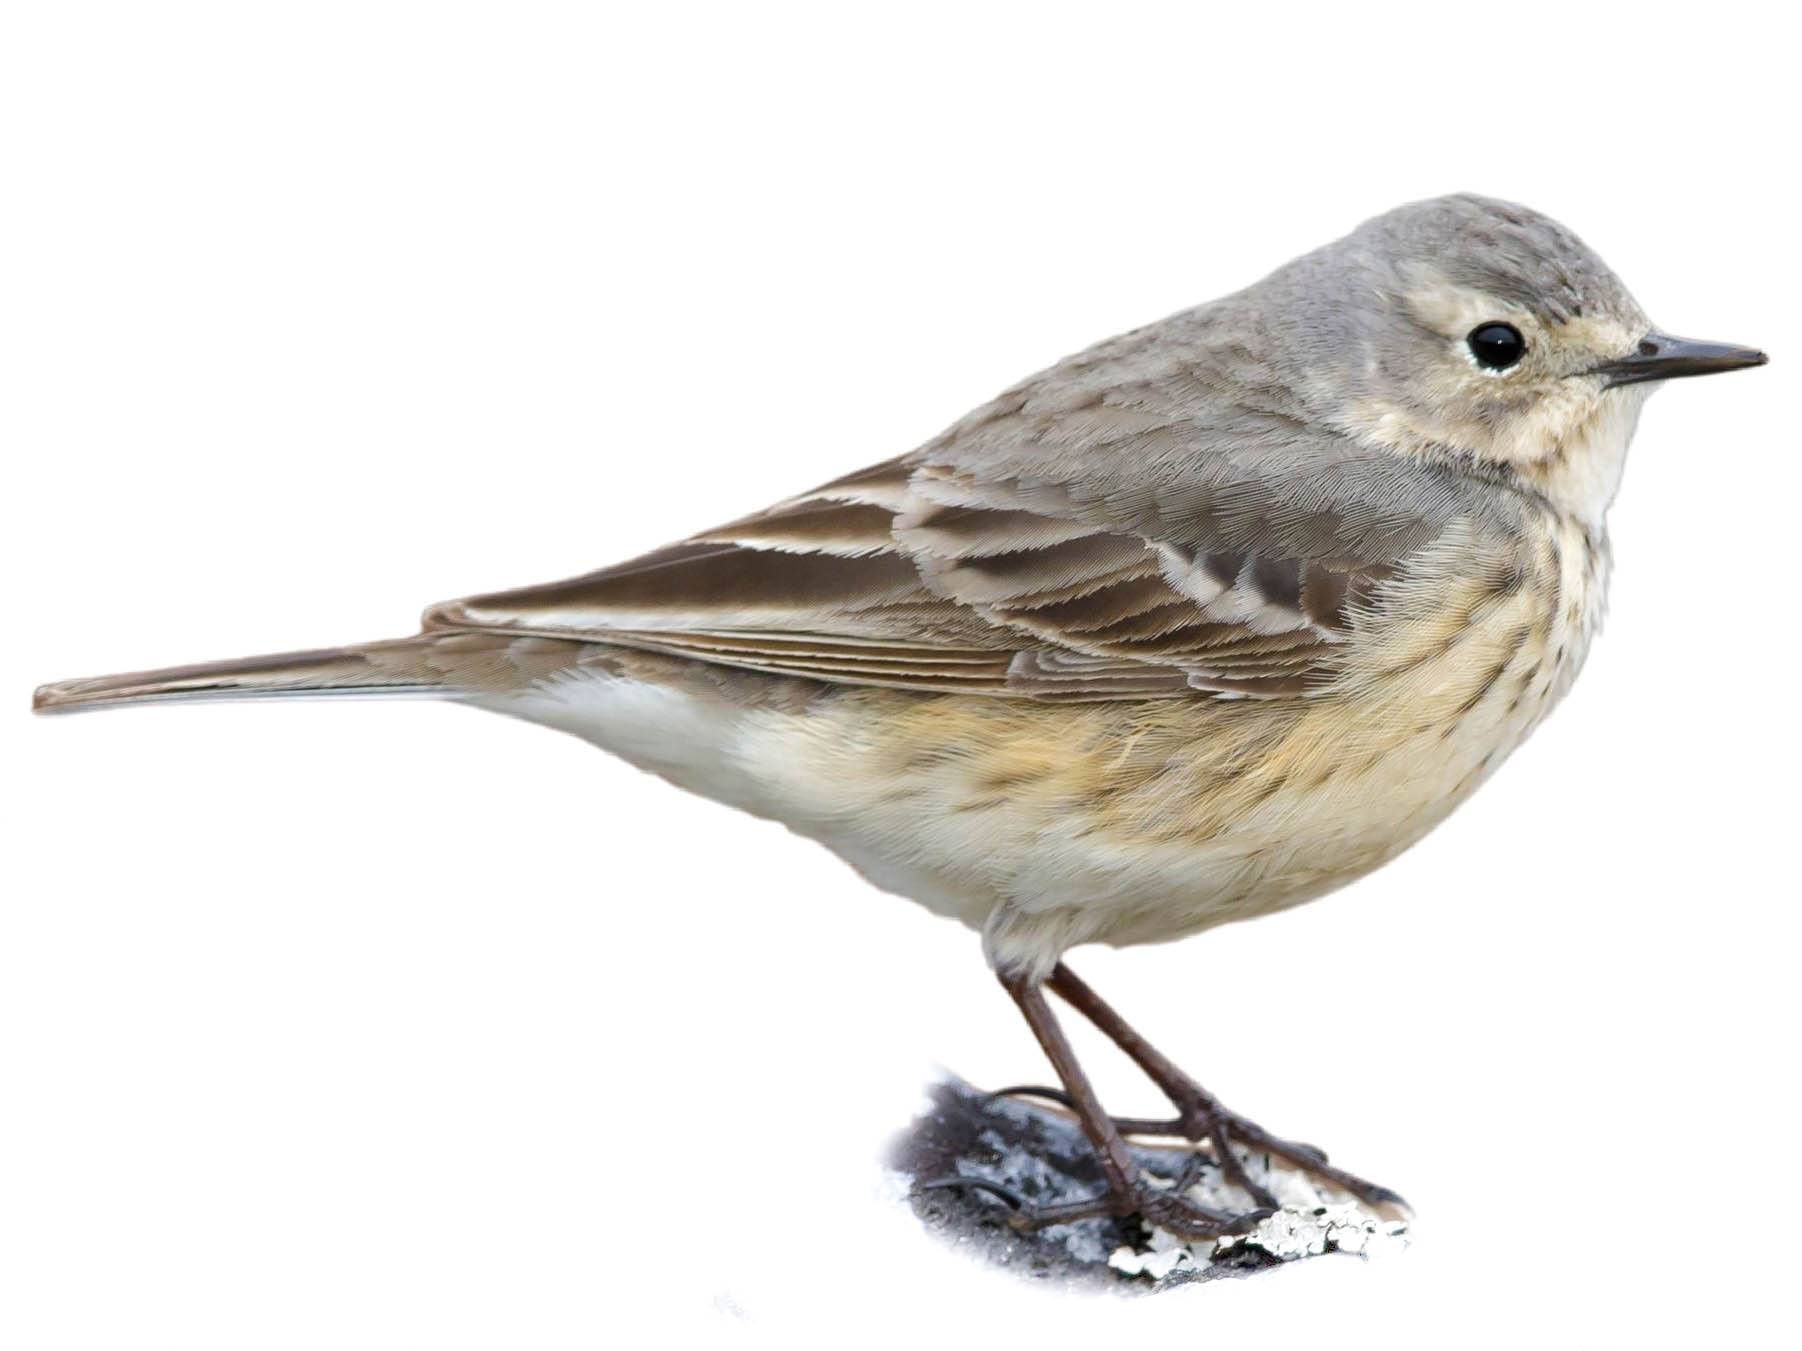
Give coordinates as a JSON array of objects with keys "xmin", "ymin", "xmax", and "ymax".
[
  {"xmin": 1001, "ymin": 970, "xmax": 1140, "ymax": 1196},
  {"xmin": 920, "ymin": 969, "xmax": 1265, "ymax": 1240},
  {"xmin": 994, "ymin": 962, "xmax": 1407, "ymax": 1212}
]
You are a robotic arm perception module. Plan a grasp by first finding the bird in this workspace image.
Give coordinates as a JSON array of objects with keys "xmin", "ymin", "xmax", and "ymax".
[{"xmin": 33, "ymin": 193, "xmax": 1767, "ymax": 1238}]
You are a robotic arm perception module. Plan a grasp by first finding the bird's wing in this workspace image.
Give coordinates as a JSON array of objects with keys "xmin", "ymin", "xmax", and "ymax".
[
  {"xmin": 424, "ymin": 450, "xmax": 1502, "ymax": 702},
  {"xmin": 426, "ymin": 322, "xmax": 1513, "ymax": 701}
]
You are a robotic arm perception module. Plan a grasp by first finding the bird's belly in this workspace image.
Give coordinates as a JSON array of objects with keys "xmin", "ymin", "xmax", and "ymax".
[{"xmin": 757, "ymin": 667, "xmax": 1560, "ymax": 964}]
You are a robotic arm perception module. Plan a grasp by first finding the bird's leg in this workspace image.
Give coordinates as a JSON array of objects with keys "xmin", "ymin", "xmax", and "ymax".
[
  {"xmin": 992, "ymin": 961, "xmax": 1407, "ymax": 1212},
  {"xmin": 922, "ymin": 969, "xmax": 1267, "ymax": 1240}
]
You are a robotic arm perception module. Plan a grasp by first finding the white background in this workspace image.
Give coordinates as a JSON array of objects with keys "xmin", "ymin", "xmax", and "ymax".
[{"xmin": 2, "ymin": 4, "xmax": 1795, "ymax": 1347}]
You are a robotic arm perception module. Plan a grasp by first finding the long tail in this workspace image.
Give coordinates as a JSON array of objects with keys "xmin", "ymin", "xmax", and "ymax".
[{"xmin": 31, "ymin": 631, "xmax": 577, "ymax": 715}]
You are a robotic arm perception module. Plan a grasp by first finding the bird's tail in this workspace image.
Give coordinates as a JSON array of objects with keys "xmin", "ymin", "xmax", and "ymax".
[{"xmin": 31, "ymin": 631, "xmax": 578, "ymax": 715}]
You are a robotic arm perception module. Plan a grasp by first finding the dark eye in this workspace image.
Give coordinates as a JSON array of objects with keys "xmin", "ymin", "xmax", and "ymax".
[{"xmin": 1467, "ymin": 322, "xmax": 1526, "ymax": 371}]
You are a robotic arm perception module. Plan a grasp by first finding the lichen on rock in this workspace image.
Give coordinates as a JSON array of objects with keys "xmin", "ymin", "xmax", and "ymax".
[{"xmin": 890, "ymin": 1075, "xmax": 1408, "ymax": 1291}]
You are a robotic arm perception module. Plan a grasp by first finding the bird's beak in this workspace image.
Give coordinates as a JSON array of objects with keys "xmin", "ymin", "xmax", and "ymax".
[{"xmin": 1590, "ymin": 333, "xmax": 1768, "ymax": 388}]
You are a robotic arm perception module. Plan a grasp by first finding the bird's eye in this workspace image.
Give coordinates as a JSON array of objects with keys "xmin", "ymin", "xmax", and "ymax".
[{"xmin": 1467, "ymin": 322, "xmax": 1526, "ymax": 371}]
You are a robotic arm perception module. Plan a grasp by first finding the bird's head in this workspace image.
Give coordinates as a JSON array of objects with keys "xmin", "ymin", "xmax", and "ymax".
[{"xmin": 1258, "ymin": 193, "xmax": 1766, "ymax": 524}]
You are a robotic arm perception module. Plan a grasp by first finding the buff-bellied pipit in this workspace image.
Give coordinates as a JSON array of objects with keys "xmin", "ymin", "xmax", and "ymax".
[{"xmin": 34, "ymin": 194, "xmax": 1767, "ymax": 1236}]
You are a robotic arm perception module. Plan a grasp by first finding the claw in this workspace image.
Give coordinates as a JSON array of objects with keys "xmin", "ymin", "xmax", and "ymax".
[
  {"xmin": 1218, "ymin": 1205, "xmax": 1277, "ymax": 1237},
  {"xmin": 1226, "ymin": 1117, "xmax": 1406, "ymax": 1211},
  {"xmin": 985, "ymin": 1084, "xmax": 1077, "ymax": 1110},
  {"xmin": 916, "ymin": 1179, "xmax": 1123, "ymax": 1232},
  {"xmin": 914, "ymin": 1174, "xmax": 1027, "ymax": 1211},
  {"xmin": 1358, "ymin": 1184, "xmax": 1411, "ymax": 1212}
]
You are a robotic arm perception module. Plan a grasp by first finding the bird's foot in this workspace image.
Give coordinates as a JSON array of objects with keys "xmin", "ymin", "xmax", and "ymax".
[
  {"xmin": 915, "ymin": 1162, "xmax": 1271, "ymax": 1242},
  {"xmin": 987, "ymin": 1083, "xmax": 1407, "ymax": 1214}
]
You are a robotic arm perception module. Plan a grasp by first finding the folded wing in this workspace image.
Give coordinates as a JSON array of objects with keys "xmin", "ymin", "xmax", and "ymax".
[{"xmin": 425, "ymin": 322, "xmax": 1509, "ymax": 701}]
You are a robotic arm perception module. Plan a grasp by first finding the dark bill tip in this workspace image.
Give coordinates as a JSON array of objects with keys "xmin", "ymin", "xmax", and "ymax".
[{"xmin": 1591, "ymin": 333, "xmax": 1769, "ymax": 388}]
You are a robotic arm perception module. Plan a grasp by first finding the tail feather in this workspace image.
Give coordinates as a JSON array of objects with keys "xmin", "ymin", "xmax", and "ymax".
[{"xmin": 31, "ymin": 631, "xmax": 592, "ymax": 715}]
